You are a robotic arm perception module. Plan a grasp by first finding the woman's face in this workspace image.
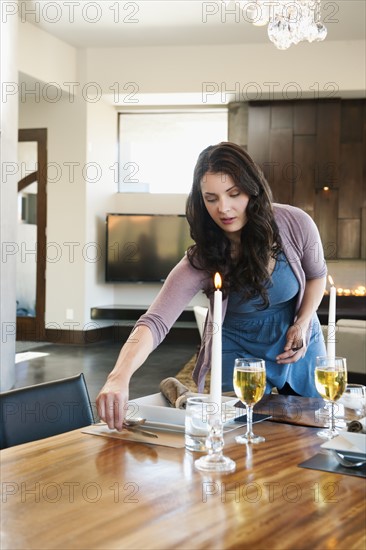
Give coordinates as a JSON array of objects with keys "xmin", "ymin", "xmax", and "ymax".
[{"xmin": 200, "ymin": 172, "xmax": 250, "ymax": 243}]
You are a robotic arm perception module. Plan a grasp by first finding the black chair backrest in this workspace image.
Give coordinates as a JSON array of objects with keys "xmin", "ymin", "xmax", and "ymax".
[{"xmin": 0, "ymin": 373, "xmax": 95, "ymax": 449}]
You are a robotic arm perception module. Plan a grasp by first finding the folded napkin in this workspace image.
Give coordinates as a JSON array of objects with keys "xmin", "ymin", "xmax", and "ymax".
[
  {"xmin": 159, "ymin": 377, "xmax": 196, "ymax": 409},
  {"xmin": 347, "ymin": 419, "xmax": 366, "ymax": 433}
]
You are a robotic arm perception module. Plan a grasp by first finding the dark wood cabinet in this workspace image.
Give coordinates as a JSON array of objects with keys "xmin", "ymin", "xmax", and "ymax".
[{"xmin": 248, "ymin": 99, "xmax": 366, "ymax": 260}]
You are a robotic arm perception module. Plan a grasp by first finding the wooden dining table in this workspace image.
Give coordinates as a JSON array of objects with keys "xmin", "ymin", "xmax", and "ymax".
[{"xmin": 1, "ymin": 395, "xmax": 365, "ymax": 550}]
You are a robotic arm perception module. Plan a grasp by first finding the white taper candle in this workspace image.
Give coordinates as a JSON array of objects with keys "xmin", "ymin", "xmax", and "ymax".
[
  {"xmin": 327, "ymin": 275, "xmax": 336, "ymax": 359},
  {"xmin": 210, "ymin": 272, "xmax": 222, "ymax": 418}
]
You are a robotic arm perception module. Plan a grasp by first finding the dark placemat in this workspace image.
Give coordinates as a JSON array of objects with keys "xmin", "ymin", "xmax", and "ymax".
[
  {"xmin": 254, "ymin": 395, "xmax": 328, "ymax": 428},
  {"xmin": 298, "ymin": 452, "xmax": 366, "ymax": 478},
  {"xmin": 234, "ymin": 413, "xmax": 272, "ymax": 424}
]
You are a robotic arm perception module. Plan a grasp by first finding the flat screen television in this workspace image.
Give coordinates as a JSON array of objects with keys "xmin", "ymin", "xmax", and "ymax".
[{"xmin": 105, "ymin": 213, "xmax": 195, "ymax": 282}]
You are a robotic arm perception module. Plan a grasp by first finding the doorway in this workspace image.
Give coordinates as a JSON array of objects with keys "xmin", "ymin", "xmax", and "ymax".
[{"xmin": 16, "ymin": 128, "xmax": 47, "ymax": 341}]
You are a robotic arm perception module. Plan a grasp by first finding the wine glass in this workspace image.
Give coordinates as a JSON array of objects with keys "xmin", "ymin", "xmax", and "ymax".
[
  {"xmin": 314, "ymin": 356, "xmax": 347, "ymax": 439},
  {"xmin": 233, "ymin": 358, "xmax": 266, "ymax": 444}
]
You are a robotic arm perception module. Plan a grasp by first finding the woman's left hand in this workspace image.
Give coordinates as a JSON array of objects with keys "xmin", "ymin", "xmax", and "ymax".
[{"xmin": 276, "ymin": 323, "xmax": 306, "ymax": 364}]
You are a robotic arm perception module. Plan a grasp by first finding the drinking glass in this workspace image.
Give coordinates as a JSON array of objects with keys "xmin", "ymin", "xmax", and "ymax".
[
  {"xmin": 185, "ymin": 396, "xmax": 210, "ymax": 452},
  {"xmin": 338, "ymin": 384, "xmax": 366, "ymax": 420},
  {"xmin": 314, "ymin": 356, "xmax": 347, "ymax": 439},
  {"xmin": 233, "ymin": 358, "xmax": 266, "ymax": 444}
]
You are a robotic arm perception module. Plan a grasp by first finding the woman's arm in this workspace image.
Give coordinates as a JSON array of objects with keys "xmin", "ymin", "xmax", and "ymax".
[
  {"xmin": 96, "ymin": 325, "xmax": 154, "ymax": 430},
  {"xmin": 96, "ymin": 255, "xmax": 209, "ymax": 429},
  {"xmin": 276, "ymin": 276, "xmax": 326, "ymax": 364}
]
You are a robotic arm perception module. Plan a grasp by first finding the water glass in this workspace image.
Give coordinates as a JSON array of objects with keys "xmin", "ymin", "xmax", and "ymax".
[
  {"xmin": 185, "ymin": 396, "xmax": 211, "ymax": 452},
  {"xmin": 338, "ymin": 384, "xmax": 366, "ymax": 419}
]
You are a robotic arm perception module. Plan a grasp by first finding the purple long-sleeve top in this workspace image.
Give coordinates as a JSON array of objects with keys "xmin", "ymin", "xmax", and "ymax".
[{"xmin": 134, "ymin": 204, "xmax": 327, "ymax": 391}]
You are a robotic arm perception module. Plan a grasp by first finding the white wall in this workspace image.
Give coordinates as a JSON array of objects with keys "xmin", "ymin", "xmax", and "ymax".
[
  {"xmin": 1, "ymin": 7, "xmax": 18, "ymax": 390},
  {"xmin": 18, "ymin": 21, "xmax": 77, "ymax": 91},
  {"xmin": 86, "ymin": 40, "xmax": 365, "ymax": 100},
  {"xmin": 84, "ymin": 98, "xmax": 118, "ymax": 323}
]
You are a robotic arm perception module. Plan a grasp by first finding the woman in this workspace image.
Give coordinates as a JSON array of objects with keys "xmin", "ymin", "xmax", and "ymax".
[{"xmin": 97, "ymin": 142, "xmax": 327, "ymax": 430}]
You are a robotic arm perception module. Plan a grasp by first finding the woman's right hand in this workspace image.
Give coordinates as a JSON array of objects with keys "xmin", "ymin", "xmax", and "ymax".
[
  {"xmin": 96, "ymin": 375, "xmax": 129, "ymax": 431},
  {"xmin": 96, "ymin": 324, "xmax": 154, "ymax": 431}
]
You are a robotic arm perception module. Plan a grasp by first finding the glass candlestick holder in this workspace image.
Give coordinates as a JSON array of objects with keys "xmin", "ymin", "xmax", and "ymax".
[{"xmin": 194, "ymin": 414, "xmax": 236, "ymax": 473}]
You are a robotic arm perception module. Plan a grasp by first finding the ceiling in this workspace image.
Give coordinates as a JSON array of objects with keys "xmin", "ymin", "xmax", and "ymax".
[{"xmin": 20, "ymin": 0, "xmax": 366, "ymax": 48}]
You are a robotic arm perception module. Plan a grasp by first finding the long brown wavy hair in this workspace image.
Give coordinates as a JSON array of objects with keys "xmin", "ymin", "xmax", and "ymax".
[{"xmin": 186, "ymin": 142, "xmax": 282, "ymax": 308}]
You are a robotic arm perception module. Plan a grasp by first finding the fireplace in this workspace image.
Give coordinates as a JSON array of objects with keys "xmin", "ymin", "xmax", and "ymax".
[{"xmin": 318, "ymin": 294, "xmax": 366, "ymax": 324}]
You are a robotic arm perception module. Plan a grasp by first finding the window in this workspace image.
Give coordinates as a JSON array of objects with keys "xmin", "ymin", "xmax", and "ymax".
[{"xmin": 118, "ymin": 109, "xmax": 228, "ymax": 194}]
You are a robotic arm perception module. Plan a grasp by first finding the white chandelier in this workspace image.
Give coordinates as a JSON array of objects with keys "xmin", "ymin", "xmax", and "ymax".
[{"xmin": 243, "ymin": 0, "xmax": 328, "ymax": 50}]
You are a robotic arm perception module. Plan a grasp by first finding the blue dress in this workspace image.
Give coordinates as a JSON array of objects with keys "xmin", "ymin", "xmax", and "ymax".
[{"xmin": 222, "ymin": 253, "xmax": 326, "ymax": 397}]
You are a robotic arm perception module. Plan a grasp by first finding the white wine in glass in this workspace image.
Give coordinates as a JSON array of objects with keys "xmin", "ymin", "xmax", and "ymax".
[
  {"xmin": 315, "ymin": 356, "xmax": 347, "ymax": 439},
  {"xmin": 233, "ymin": 358, "xmax": 266, "ymax": 444}
]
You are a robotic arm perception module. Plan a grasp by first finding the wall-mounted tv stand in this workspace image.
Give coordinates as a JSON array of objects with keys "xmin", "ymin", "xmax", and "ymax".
[{"xmin": 90, "ymin": 305, "xmax": 197, "ymax": 328}]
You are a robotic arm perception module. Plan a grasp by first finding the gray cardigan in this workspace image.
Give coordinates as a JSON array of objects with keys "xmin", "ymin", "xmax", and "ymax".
[{"xmin": 135, "ymin": 204, "xmax": 327, "ymax": 391}]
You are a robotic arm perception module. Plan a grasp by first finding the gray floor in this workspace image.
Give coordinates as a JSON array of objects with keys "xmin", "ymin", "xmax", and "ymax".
[{"xmin": 13, "ymin": 340, "xmax": 197, "ymax": 410}]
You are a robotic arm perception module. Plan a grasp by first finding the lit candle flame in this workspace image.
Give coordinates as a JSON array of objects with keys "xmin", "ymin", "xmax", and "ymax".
[
  {"xmin": 328, "ymin": 275, "xmax": 335, "ymax": 287},
  {"xmin": 214, "ymin": 272, "xmax": 222, "ymax": 290}
]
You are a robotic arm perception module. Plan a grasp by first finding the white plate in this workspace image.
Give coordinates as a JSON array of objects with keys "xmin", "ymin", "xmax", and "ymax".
[
  {"xmin": 126, "ymin": 393, "xmax": 240, "ymax": 428},
  {"xmin": 127, "ymin": 393, "xmax": 186, "ymax": 426},
  {"xmin": 341, "ymin": 431, "xmax": 366, "ymax": 454}
]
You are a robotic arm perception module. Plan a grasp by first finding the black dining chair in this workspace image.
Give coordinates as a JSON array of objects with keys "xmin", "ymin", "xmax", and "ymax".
[{"xmin": 0, "ymin": 373, "xmax": 95, "ymax": 449}]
